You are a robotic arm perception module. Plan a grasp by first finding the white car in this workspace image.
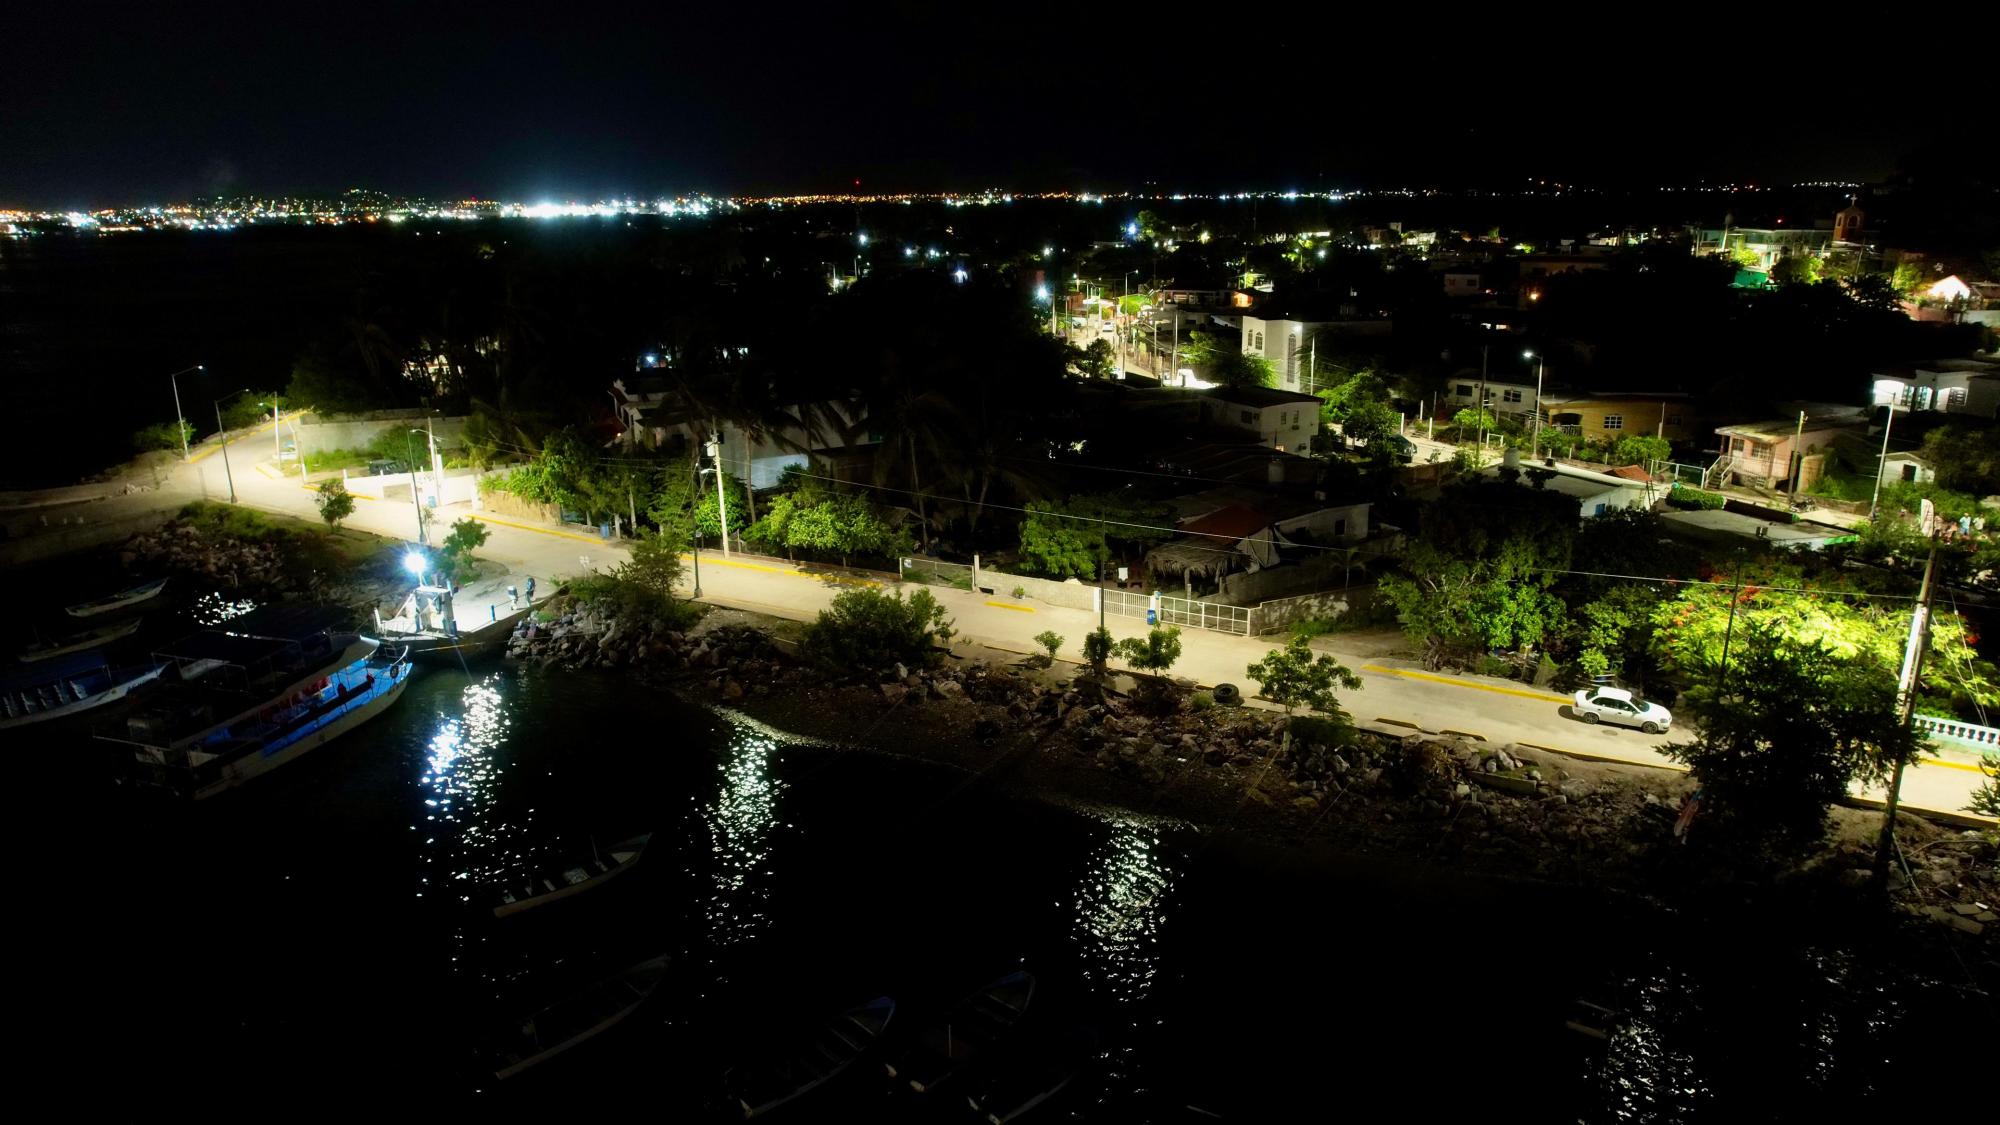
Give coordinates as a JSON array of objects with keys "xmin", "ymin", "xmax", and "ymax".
[{"xmin": 1572, "ymin": 686, "xmax": 1672, "ymax": 734}]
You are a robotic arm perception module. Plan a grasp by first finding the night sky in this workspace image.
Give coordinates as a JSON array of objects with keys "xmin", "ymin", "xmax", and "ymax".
[{"xmin": 2, "ymin": 4, "xmax": 1973, "ymax": 208}]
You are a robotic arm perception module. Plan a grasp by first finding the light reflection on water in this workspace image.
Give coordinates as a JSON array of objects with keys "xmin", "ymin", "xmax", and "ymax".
[
  {"xmin": 1072, "ymin": 819, "xmax": 1177, "ymax": 1090},
  {"xmin": 416, "ymin": 674, "xmax": 517, "ymax": 900},
  {"xmin": 188, "ymin": 590, "xmax": 258, "ymax": 625},
  {"xmin": 696, "ymin": 726, "xmax": 785, "ymax": 954},
  {"xmin": 1595, "ymin": 961, "xmax": 1712, "ymax": 1123}
]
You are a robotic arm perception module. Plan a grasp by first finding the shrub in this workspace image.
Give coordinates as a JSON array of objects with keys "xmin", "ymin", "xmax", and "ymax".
[
  {"xmin": 438, "ymin": 517, "xmax": 491, "ymax": 584},
  {"xmin": 1289, "ymin": 713, "xmax": 1354, "ymax": 749},
  {"xmin": 314, "ymin": 479, "xmax": 355, "ymax": 528},
  {"xmin": 1666, "ymin": 485, "xmax": 1726, "ymax": 510},
  {"xmin": 1012, "ymin": 585, "xmax": 1028, "ymax": 600},
  {"xmin": 1189, "ymin": 691, "xmax": 1215, "ymax": 712},
  {"xmin": 1246, "ymin": 635, "xmax": 1362, "ymax": 716},
  {"xmin": 1113, "ymin": 626, "xmax": 1183, "ymax": 675},
  {"xmin": 1032, "ymin": 630, "xmax": 1064, "ymax": 661},
  {"xmin": 567, "ymin": 572, "xmax": 701, "ymax": 631},
  {"xmin": 133, "ymin": 419, "xmax": 192, "ymax": 453},
  {"xmin": 616, "ymin": 528, "xmax": 683, "ymax": 598},
  {"xmin": 1081, "ymin": 627, "xmax": 1114, "ymax": 678},
  {"xmin": 800, "ymin": 587, "xmax": 956, "ymax": 678}
]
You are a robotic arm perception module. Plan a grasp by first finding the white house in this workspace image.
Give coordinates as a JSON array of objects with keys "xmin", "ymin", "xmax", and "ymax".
[
  {"xmin": 1880, "ymin": 451, "xmax": 1935, "ymax": 485},
  {"xmin": 1444, "ymin": 377, "xmax": 1539, "ymax": 418},
  {"xmin": 1199, "ymin": 386, "xmax": 1323, "ymax": 452},
  {"xmin": 1871, "ymin": 359, "xmax": 2000, "ymax": 417},
  {"xmin": 610, "ymin": 379, "xmax": 878, "ymax": 488},
  {"xmin": 1484, "ymin": 457, "xmax": 1654, "ymax": 520}
]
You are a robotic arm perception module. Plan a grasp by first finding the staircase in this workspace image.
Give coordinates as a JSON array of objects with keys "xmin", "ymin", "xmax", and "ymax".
[{"xmin": 1703, "ymin": 455, "xmax": 1736, "ymax": 490}]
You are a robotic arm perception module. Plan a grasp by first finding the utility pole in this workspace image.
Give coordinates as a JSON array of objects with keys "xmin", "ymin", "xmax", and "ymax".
[
  {"xmin": 707, "ymin": 435, "xmax": 730, "ymax": 558},
  {"xmin": 168, "ymin": 365, "xmax": 200, "ymax": 462},
  {"xmin": 1868, "ymin": 405, "xmax": 1897, "ymax": 523},
  {"xmin": 1477, "ymin": 343, "xmax": 1490, "ymax": 453},
  {"xmin": 273, "ymin": 394, "xmax": 283, "ymax": 465},
  {"xmin": 406, "ymin": 430, "xmax": 427, "ymax": 545},
  {"xmin": 1789, "ymin": 410, "xmax": 1807, "ymax": 501},
  {"xmin": 215, "ymin": 402, "xmax": 237, "ymax": 503},
  {"xmin": 1876, "ymin": 512, "xmax": 1940, "ymax": 880}
]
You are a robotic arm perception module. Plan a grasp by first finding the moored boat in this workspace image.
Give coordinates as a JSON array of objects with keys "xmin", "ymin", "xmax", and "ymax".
[
  {"xmin": 19, "ymin": 617, "xmax": 142, "ymax": 662},
  {"xmin": 0, "ymin": 656, "xmax": 167, "ymax": 729},
  {"xmin": 729, "ymin": 996, "xmax": 897, "ymax": 1119},
  {"xmin": 368, "ymin": 583, "xmax": 532, "ymax": 665},
  {"xmin": 966, "ymin": 1026, "xmax": 1098, "ymax": 1124},
  {"xmin": 886, "ymin": 971, "xmax": 1036, "ymax": 1094},
  {"xmin": 67, "ymin": 577, "xmax": 169, "ymax": 618},
  {"xmin": 97, "ymin": 606, "xmax": 411, "ymax": 798},
  {"xmin": 494, "ymin": 834, "xmax": 651, "ymax": 918},
  {"xmin": 489, "ymin": 954, "xmax": 670, "ymax": 1080}
]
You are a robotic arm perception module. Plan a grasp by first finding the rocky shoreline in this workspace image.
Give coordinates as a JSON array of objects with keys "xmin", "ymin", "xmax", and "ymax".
[{"xmin": 511, "ymin": 598, "xmax": 1998, "ymax": 960}]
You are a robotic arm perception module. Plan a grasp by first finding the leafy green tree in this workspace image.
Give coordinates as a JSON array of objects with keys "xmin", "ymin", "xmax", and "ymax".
[
  {"xmin": 1033, "ymin": 630, "xmax": 1065, "ymax": 663},
  {"xmin": 1082, "ymin": 627, "xmax": 1114, "ymax": 679},
  {"xmin": 1016, "ymin": 493, "xmax": 1173, "ymax": 579},
  {"xmin": 314, "ymin": 479, "xmax": 355, "ymax": 528},
  {"xmin": 1573, "ymin": 584, "xmax": 1662, "ymax": 677},
  {"xmin": 1211, "ymin": 348, "xmax": 1276, "ymax": 390},
  {"xmin": 1113, "ymin": 627, "xmax": 1183, "ymax": 675},
  {"xmin": 1245, "ymin": 635, "xmax": 1363, "ymax": 716},
  {"xmin": 437, "ymin": 517, "xmax": 490, "ymax": 583},
  {"xmin": 1376, "ymin": 481, "xmax": 1576, "ymax": 668},
  {"xmin": 800, "ymin": 588, "xmax": 956, "ymax": 677},
  {"xmin": 133, "ymin": 419, "xmax": 194, "ymax": 454},
  {"xmin": 1451, "ymin": 406, "xmax": 1495, "ymax": 436},
  {"xmin": 1918, "ymin": 424, "xmax": 2000, "ymax": 495},
  {"xmin": 747, "ymin": 484, "xmax": 911, "ymax": 568},
  {"xmin": 645, "ymin": 458, "xmax": 748, "ymax": 544},
  {"xmin": 617, "ymin": 527, "xmax": 685, "ymax": 598},
  {"xmin": 1970, "ymin": 754, "xmax": 1999, "ymax": 829},
  {"xmin": 1609, "ymin": 434, "xmax": 1671, "ymax": 467},
  {"xmin": 1664, "ymin": 625, "xmax": 1924, "ymax": 853},
  {"xmin": 1075, "ymin": 339, "xmax": 1116, "ymax": 380}
]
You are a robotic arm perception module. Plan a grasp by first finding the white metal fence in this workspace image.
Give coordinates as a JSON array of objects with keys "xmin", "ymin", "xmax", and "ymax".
[
  {"xmin": 1913, "ymin": 714, "xmax": 2000, "ymax": 751},
  {"xmin": 1101, "ymin": 589, "xmax": 1251, "ymax": 635}
]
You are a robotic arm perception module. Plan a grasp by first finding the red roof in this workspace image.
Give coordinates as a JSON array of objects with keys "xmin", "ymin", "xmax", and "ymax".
[
  {"xmin": 1180, "ymin": 504, "xmax": 1272, "ymax": 542},
  {"xmin": 1607, "ymin": 464, "xmax": 1656, "ymax": 483}
]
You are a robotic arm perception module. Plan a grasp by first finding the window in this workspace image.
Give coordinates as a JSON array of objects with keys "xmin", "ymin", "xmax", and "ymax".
[
  {"xmin": 1253, "ymin": 331, "xmax": 1264, "ymax": 350},
  {"xmin": 1750, "ymin": 441, "xmax": 1773, "ymax": 459},
  {"xmin": 1665, "ymin": 413, "xmax": 1683, "ymax": 426},
  {"xmin": 1602, "ymin": 414, "xmax": 1624, "ymax": 431},
  {"xmin": 1333, "ymin": 519, "xmax": 1347, "ymax": 537},
  {"xmin": 1946, "ymin": 387, "xmax": 1967, "ymax": 410},
  {"xmin": 1240, "ymin": 410, "xmax": 1255, "ymax": 425},
  {"xmin": 1594, "ymin": 502, "xmax": 1609, "ymax": 517},
  {"xmin": 1455, "ymin": 383, "xmax": 1474, "ymax": 398},
  {"xmin": 1902, "ymin": 464, "xmax": 1918, "ymax": 482},
  {"xmin": 1502, "ymin": 388, "xmax": 1523, "ymax": 403}
]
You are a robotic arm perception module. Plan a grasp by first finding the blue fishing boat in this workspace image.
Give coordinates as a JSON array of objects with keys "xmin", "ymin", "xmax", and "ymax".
[
  {"xmin": 0, "ymin": 653, "xmax": 167, "ymax": 730},
  {"xmin": 98, "ymin": 606, "xmax": 412, "ymax": 799}
]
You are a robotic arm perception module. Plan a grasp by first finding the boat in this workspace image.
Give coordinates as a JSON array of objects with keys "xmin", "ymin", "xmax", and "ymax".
[
  {"xmin": 0, "ymin": 655, "xmax": 168, "ymax": 729},
  {"xmin": 489, "ymin": 954, "xmax": 671, "ymax": 1080},
  {"xmin": 367, "ymin": 582, "xmax": 532, "ymax": 665},
  {"xmin": 493, "ymin": 834, "xmax": 651, "ymax": 918},
  {"xmin": 96, "ymin": 606, "xmax": 411, "ymax": 799},
  {"xmin": 729, "ymin": 996, "xmax": 896, "ymax": 1119},
  {"xmin": 966, "ymin": 1027, "xmax": 1099, "ymax": 1124},
  {"xmin": 67, "ymin": 577, "xmax": 169, "ymax": 618},
  {"xmin": 19, "ymin": 617, "xmax": 142, "ymax": 662},
  {"xmin": 885, "ymin": 971, "xmax": 1036, "ymax": 1094}
]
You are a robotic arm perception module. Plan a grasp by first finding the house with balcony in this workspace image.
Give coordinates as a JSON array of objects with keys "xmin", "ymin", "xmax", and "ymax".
[{"xmin": 1711, "ymin": 415, "xmax": 1863, "ymax": 489}]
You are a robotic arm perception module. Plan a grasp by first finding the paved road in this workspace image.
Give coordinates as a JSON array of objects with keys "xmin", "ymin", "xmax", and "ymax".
[{"xmin": 107, "ymin": 440, "xmax": 1995, "ymax": 825}]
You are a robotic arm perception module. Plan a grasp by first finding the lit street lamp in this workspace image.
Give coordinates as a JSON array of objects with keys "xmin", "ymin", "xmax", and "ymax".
[
  {"xmin": 403, "ymin": 549, "xmax": 428, "ymax": 585},
  {"xmin": 212, "ymin": 388, "xmax": 249, "ymax": 503},
  {"xmin": 167, "ymin": 365, "xmax": 202, "ymax": 461}
]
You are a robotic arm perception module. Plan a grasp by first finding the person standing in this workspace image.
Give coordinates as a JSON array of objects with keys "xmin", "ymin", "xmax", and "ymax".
[{"xmin": 524, "ymin": 576, "xmax": 536, "ymax": 605}]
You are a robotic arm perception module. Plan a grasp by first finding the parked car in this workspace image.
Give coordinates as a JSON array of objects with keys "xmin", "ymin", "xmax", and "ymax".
[{"xmin": 1571, "ymin": 686, "xmax": 1672, "ymax": 733}]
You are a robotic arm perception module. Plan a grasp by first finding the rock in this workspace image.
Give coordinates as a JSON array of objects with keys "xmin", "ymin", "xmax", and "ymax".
[
  {"xmin": 1453, "ymin": 782, "xmax": 1472, "ymax": 798},
  {"xmin": 1330, "ymin": 755, "xmax": 1350, "ymax": 774},
  {"xmin": 1839, "ymin": 867, "xmax": 1873, "ymax": 888},
  {"xmin": 1559, "ymin": 779, "xmax": 1593, "ymax": 801},
  {"xmin": 895, "ymin": 662, "xmax": 909, "ymax": 681},
  {"xmin": 1977, "ymin": 912, "xmax": 1998, "ymax": 924},
  {"xmin": 1525, "ymin": 768, "xmax": 1542, "ymax": 782},
  {"xmin": 719, "ymin": 679, "xmax": 744, "ymax": 702},
  {"xmin": 1929, "ymin": 869, "xmax": 1956, "ymax": 887},
  {"xmin": 1292, "ymin": 795, "xmax": 1319, "ymax": 811},
  {"xmin": 934, "ymin": 679, "xmax": 965, "ymax": 699},
  {"xmin": 1364, "ymin": 768, "xmax": 1383, "ymax": 784},
  {"xmin": 1481, "ymin": 757, "xmax": 1500, "ymax": 774},
  {"xmin": 1950, "ymin": 916, "xmax": 1986, "ymax": 936},
  {"xmin": 880, "ymin": 683, "xmax": 909, "ymax": 704},
  {"xmin": 1952, "ymin": 903, "xmax": 1984, "ymax": 916}
]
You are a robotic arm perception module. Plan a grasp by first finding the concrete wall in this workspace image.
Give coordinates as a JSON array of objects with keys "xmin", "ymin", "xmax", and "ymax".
[
  {"xmin": 1250, "ymin": 586, "xmax": 1374, "ymax": 635},
  {"xmin": 976, "ymin": 565, "xmax": 1100, "ymax": 611},
  {"xmin": 1219, "ymin": 548, "xmax": 1368, "ymax": 604},
  {"xmin": 473, "ymin": 477, "xmax": 560, "ymax": 523},
  {"xmin": 296, "ymin": 414, "xmax": 469, "ymax": 457}
]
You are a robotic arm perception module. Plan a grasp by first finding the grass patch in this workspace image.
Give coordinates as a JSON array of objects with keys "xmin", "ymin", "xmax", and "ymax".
[{"xmin": 176, "ymin": 500, "xmax": 386, "ymax": 568}]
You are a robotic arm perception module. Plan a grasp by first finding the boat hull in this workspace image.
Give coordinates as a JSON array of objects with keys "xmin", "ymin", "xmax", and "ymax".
[
  {"xmin": 494, "ymin": 835, "xmax": 650, "ymax": 918},
  {"xmin": 68, "ymin": 578, "xmax": 169, "ymax": 618},
  {"xmin": 20, "ymin": 618, "xmax": 141, "ymax": 662},
  {"xmin": 0, "ymin": 664, "xmax": 165, "ymax": 730},
  {"xmin": 192, "ymin": 660, "xmax": 412, "ymax": 799},
  {"xmin": 369, "ymin": 607, "xmax": 531, "ymax": 666}
]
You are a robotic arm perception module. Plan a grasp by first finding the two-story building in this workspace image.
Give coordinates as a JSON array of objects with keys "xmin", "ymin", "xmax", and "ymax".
[
  {"xmin": 1870, "ymin": 358, "xmax": 2000, "ymax": 416},
  {"xmin": 1238, "ymin": 293, "xmax": 1393, "ymax": 392},
  {"xmin": 1444, "ymin": 377, "xmax": 1540, "ymax": 419},
  {"xmin": 1199, "ymin": 386, "xmax": 1323, "ymax": 452},
  {"xmin": 610, "ymin": 378, "xmax": 879, "ymax": 487}
]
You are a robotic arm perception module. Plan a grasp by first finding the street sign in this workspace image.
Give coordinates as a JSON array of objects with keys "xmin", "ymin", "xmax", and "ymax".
[{"xmin": 1920, "ymin": 498, "xmax": 1936, "ymax": 537}]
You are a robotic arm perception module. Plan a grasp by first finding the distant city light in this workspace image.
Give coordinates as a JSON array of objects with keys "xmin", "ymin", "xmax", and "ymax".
[
  {"xmin": 1042, "ymin": 245, "xmax": 1053, "ymax": 258},
  {"xmin": 857, "ymin": 232, "xmax": 868, "ymax": 245}
]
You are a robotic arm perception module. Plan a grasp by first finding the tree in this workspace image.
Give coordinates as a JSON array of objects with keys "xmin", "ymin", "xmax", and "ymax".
[
  {"xmin": 1609, "ymin": 434, "xmax": 1671, "ymax": 467},
  {"xmin": 437, "ymin": 516, "xmax": 490, "ymax": 583},
  {"xmin": 1210, "ymin": 348, "xmax": 1277, "ymax": 390},
  {"xmin": 133, "ymin": 419, "xmax": 193, "ymax": 454},
  {"xmin": 1016, "ymin": 493, "xmax": 1174, "ymax": 579},
  {"xmin": 1076, "ymin": 339, "xmax": 1116, "ymax": 380},
  {"xmin": 1113, "ymin": 627, "xmax": 1183, "ymax": 675},
  {"xmin": 800, "ymin": 587, "xmax": 956, "ymax": 677},
  {"xmin": 1664, "ymin": 625, "xmax": 1924, "ymax": 853},
  {"xmin": 1970, "ymin": 753, "xmax": 1999, "ymax": 828},
  {"xmin": 746, "ymin": 484, "xmax": 912, "ymax": 568},
  {"xmin": 1451, "ymin": 406, "xmax": 1495, "ymax": 437},
  {"xmin": 617, "ymin": 527, "xmax": 685, "ymax": 598},
  {"xmin": 1033, "ymin": 630, "xmax": 1064, "ymax": 664},
  {"xmin": 646, "ymin": 458, "xmax": 748, "ymax": 544},
  {"xmin": 314, "ymin": 479, "xmax": 355, "ymax": 528},
  {"xmin": 1081, "ymin": 627, "xmax": 1114, "ymax": 679},
  {"xmin": 1246, "ymin": 635, "xmax": 1363, "ymax": 716}
]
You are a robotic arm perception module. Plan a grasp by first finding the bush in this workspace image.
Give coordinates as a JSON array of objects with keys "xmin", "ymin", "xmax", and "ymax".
[
  {"xmin": 615, "ymin": 528, "xmax": 683, "ymax": 597},
  {"xmin": 1189, "ymin": 691, "xmax": 1215, "ymax": 712},
  {"xmin": 314, "ymin": 479, "xmax": 355, "ymax": 528},
  {"xmin": 133, "ymin": 419, "xmax": 192, "ymax": 454},
  {"xmin": 1289, "ymin": 713, "xmax": 1355, "ymax": 748},
  {"xmin": 1081, "ymin": 627, "xmax": 1114, "ymax": 678},
  {"xmin": 1113, "ymin": 626, "xmax": 1183, "ymax": 675},
  {"xmin": 800, "ymin": 588, "xmax": 956, "ymax": 678},
  {"xmin": 1032, "ymin": 630, "xmax": 1064, "ymax": 662},
  {"xmin": 438, "ymin": 517, "xmax": 491, "ymax": 584},
  {"xmin": 566, "ymin": 572, "xmax": 702, "ymax": 631},
  {"xmin": 1666, "ymin": 484, "xmax": 1726, "ymax": 510},
  {"xmin": 1012, "ymin": 585, "xmax": 1028, "ymax": 600}
]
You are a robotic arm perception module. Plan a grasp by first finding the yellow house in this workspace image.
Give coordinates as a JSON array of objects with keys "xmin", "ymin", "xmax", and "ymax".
[{"xmin": 1537, "ymin": 393, "xmax": 1698, "ymax": 443}]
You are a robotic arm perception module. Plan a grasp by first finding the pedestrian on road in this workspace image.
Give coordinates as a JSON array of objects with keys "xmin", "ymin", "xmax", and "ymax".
[{"xmin": 525, "ymin": 576, "xmax": 536, "ymax": 605}]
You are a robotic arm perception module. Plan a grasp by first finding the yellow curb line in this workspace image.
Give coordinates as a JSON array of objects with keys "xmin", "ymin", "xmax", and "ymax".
[
  {"xmin": 983, "ymin": 600, "xmax": 1035, "ymax": 613},
  {"xmin": 1515, "ymin": 741, "xmax": 1690, "ymax": 773},
  {"xmin": 693, "ymin": 556, "xmax": 880, "ymax": 586},
  {"xmin": 1360, "ymin": 663, "xmax": 1570, "ymax": 704},
  {"xmin": 1916, "ymin": 755, "xmax": 1988, "ymax": 774},
  {"xmin": 465, "ymin": 511, "xmax": 606, "ymax": 544}
]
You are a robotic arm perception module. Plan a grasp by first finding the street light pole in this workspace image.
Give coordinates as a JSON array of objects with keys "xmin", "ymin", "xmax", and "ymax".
[
  {"xmin": 1524, "ymin": 350, "xmax": 1545, "ymax": 460},
  {"xmin": 706, "ymin": 436, "xmax": 730, "ymax": 558},
  {"xmin": 168, "ymin": 365, "xmax": 202, "ymax": 462},
  {"xmin": 212, "ymin": 389, "xmax": 247, "ymax": 503},
  {"xmin": 1868, "ymin": 405, "xmax": 1897, "ymax": 523},
  {"xmin": 406, "ymin": 429, "xmax": 428, "ymax": 545},
  {"xmin": 1789, "ymin": 409, "xmax": 1808, "ymax": 501}
]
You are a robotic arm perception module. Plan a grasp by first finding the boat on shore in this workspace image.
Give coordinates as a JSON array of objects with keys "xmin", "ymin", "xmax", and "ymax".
[
  {"xmin": 489, "ymin": 954, "xmax": 670, "ymax": 1080},
  {"xmin": 494, "ymin": 834, "xmax": 651, "ymax": 918},
  {"xmin": 67, "ymin": 577, "xmax": 169, "ymax": 618},
  {"xmin": 19, "ymin": 617, "xmax": 142, "ymax": 662},
  {"xmin": 728, "ymin": 996, "xmax": 897, "ymax": 1119},
  {"xmin": 0, "ymin": 655, "xmax": 167, "ymax": 729},
  {"xmin": 886, "ymin": 971, "xmax": 1036, "ymax": 1094},
  {"xmin": 368, "ymin": 583, "xmax": 532, "ymax": 665},
  {"xmin": 97, "ymin": 606, "xmax": 411, "ymax": 799}
]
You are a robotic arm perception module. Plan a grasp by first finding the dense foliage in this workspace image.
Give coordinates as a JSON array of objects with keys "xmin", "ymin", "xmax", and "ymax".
[
  {"xmin": 314, "ymin": 479, "xmax": 355, "ymax": 527},
  {"xmin": 799, "ymin": 588, "xmax": 956, "ymax": 677},
  {"xmin": 1245, "ymin": 634, "xmax": 1363, "ymax": 717}
]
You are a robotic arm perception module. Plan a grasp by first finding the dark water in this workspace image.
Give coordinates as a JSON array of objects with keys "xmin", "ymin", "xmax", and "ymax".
[{"xmin": 15, "ymin": 650, "xmax": 1989, "ymax": 1121}]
